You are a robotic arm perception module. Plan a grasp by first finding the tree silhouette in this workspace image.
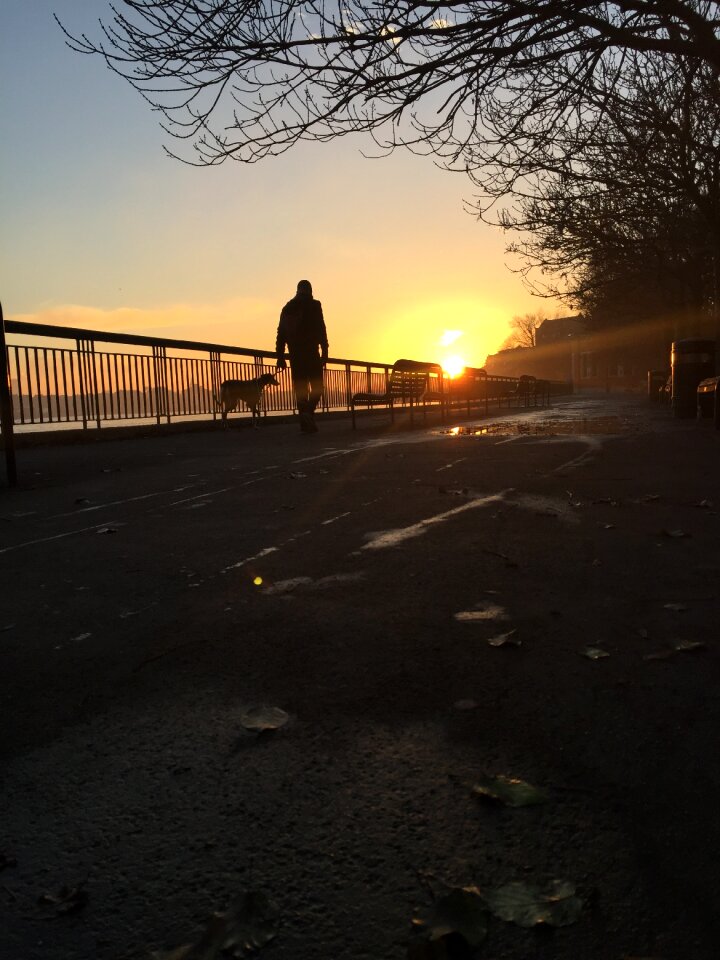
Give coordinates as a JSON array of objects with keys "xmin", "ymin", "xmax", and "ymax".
[
  {"xmin": 501, "ymin": 312, "xmax": 547, "ymax": 349},
  {"xmin": 501, "ymin": 50, "xmax": 720, "ymax": 334},
  {"xmin": 59, "ymin": 0, "xmax": 720, "ymax": 199}
]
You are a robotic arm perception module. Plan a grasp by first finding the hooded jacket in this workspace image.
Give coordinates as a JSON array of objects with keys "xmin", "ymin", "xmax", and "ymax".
[{"xmin": 276, "ymin": 294, "xmax": 329, "ymax": 373}]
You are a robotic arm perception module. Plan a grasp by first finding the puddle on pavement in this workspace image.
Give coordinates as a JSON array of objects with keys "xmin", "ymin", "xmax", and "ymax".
[{"xmin": 443, "ymin": 416, "xmax": 624, "ymax": 438}]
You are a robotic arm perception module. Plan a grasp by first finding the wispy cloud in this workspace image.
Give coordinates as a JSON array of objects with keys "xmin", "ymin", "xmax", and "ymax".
[{"xmin": 8, "ymin": 297, "xmax": 278, "ymax": 350}]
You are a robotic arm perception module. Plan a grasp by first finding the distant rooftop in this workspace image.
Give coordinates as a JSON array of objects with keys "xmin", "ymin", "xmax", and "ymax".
[{"xmin": 535, "ymin": 315, "xmax": 585, "ymax": 344}]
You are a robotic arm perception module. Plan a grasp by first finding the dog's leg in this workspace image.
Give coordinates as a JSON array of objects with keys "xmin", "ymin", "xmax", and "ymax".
[
  {"xmin": 214, "ymin": 394, "xmax": 226, "ymax": 427},
  {"xmin": 251, "ymin": 404, "xmax": 260, "ymax": 428}
]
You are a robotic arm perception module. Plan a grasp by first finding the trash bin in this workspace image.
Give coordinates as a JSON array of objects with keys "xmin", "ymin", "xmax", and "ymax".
[
  {"xmin": 671, "ymin": 339, "xmax": 716, "ymax": 418},
  {"xmin": 647, "ymin": 369, "xmax": 667, "ymax": 402},
  {"xmin": 697, "ymin": 376, "xmax": 720, "ymax": 422}
]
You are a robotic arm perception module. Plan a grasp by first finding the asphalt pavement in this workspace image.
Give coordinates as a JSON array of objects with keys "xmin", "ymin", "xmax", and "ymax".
[{"xmin": 1, "ymin": 394, "xmax": 719, "ymax": 960}]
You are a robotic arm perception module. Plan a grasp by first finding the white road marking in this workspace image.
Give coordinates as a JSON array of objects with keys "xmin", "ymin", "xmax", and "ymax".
[
  {"xmin": 169, "ymin": 487, "xmax": 235, "ymax": 506},
  {"xmin": 321, "ymin": 512, "xmax": 351, "ymax": 525},
  {"xmin": 262, "ymin": 571, "xmax": 365, "ymax": 594},
  {"xmin": 361, "ymin": 490, "xmax": 510, "ymax": 550},
  {"xmin": 49, "ymin": 487, "xmax": 200, "ymax": 519},
  {"xmin": 222, "ymin": 546, "xmax": 279, "ymax": 573},
  {"xmin": 292, "ymin": 448, "xmax": 355, "ymax": 463},
  {"xmin": 436, "ymin": 457, "xmax": 468, "ymax": 471},
  {"xmin": 168, "ymin": 476, "xmax": 262, "ymax": 507},
  {"xmin": 0, "ymin": 521, "xmax": 126, "ymax": 555}
]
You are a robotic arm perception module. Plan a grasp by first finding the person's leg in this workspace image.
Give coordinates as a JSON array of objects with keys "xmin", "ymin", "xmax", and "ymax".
[
  {"xmin": 292, "ymin": 374, "xmax": 317, "ymax": 432},
  {"xmin": 308, "ymin": 371, "xmax": 324, "ymax": 414},
  {"xmin": 292, "ymin": 376, "xmax": 308, "ymax": 412}
]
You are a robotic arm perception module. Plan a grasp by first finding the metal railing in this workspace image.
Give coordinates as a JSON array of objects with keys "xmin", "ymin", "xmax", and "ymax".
[
  {"xmin": 0, "ymin": 316, "xmax": 573, "ymax": 485},
  {"xmin": 1, "ymin": 320, "xmax": 571, "ymax": 434},
  {"xmin": 1, "ymin": 320, "xmax": 395, "ymax": 431}
]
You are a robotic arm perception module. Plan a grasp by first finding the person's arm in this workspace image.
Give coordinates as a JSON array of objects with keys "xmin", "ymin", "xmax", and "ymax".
[
  {"xmin": 275, "ymin": 311, "xmax": 287, "ymax": 369},
  {"xmin": 317, "ymin": 302, "xmax": 329, "ymax": 362}
]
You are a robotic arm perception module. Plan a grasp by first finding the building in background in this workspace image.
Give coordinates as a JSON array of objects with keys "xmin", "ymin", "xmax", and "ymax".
[{"xmin": 485, "ymin": 316, "xmax": 670, "ymax": 391}]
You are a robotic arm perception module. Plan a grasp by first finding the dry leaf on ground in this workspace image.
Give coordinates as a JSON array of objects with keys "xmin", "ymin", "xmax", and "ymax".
[{"xmin": 240, "ymin": 706, "xmax": 289, "ymax": 732}]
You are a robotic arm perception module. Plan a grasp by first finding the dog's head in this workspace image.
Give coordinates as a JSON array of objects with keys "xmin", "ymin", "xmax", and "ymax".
[{"xmin": 260, "ymin": 373, "xmax": 280, "ymax": 387}]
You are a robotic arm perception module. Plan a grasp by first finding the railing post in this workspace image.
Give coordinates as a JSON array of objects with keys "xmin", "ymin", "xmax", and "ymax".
[
  {"xmin": 76, "ymin": 338, "xmax": 88, "ymax": 428},
  {"xmin": 152, "ymin": 345, "xmax": 169, "ymax": 425},
  {"xmin": 0, "ymin": 302, "xmax": 18, "ymax": 487},
  {"xmin": 210, "ymin": 350, "xmax": 221, "ymax": 421},
  {"xmin": 77, "ymin": 338, "xmax": 100, "ymax": 428},
  {"xmin": 344, "ymin": 363, "xmax": 352, "ymax": 410}
]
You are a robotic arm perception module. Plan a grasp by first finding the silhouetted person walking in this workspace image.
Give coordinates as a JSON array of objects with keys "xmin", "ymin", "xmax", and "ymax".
[{"xmin": 276, "ymin": 280, "xmax": 329, "ymax": 433}]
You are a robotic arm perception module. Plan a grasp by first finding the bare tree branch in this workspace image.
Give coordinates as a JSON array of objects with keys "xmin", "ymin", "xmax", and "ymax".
[{"xmin": 57, "ymin": 1, "xmax": 720, "ymax": 176}]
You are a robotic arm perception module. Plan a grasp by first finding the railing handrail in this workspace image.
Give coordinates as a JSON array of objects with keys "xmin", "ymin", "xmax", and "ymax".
[{"xmin": 3, "ymin": 319, "xmax": 392, "ymax": 370}]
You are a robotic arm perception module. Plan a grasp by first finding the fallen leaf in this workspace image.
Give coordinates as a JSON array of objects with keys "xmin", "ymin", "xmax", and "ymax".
[
  {"xmin": 454, "ymin": 604, "xmax": 508, "ymax": 622},
  {"xmin": 239, "ymin": 706, "xmax": 289, "ymax": 732},
  {"xmin": 96, "ymin": 527, "xmax": 118, "ymax": 535},
  {"xmin": 288, "ymin": 472, "xmax": 307, "ymax": 479},
  {"xmin": 603, "ymin": 523, "xmax": 616, "ymax": 530},
  {"xmin": 487, "ymin": 629, "xmax": 520, "ymax": 647},
  {"xmin": 453, "ymin": 699, "xmax": 478, "ymax": 711},
  {"xmin": 643, "ymin": 640, "xmax": 706, "ymax": 661},
  {"xmin": 694, "ymin": 499, "xmax": 713, "ymax": 509},
  {"xmin": 484, "ymin": 879, "xmax": 582, "ymax": 928},
  {"xmin": 663, "ymin": 603, "xmax": 687, "ymax": 612},
  {"xmin": 153, "ymin": 891, "xmax": 279, "ymax": 960},
  {"xmin": 472, "ymin": 774, "xmax": 547, "ymax": 807},
  {"xmin": 674, "ymin": 639, "xmax": 707, "ymax": 652},
  {"xmin": 38, "ymin": 882, "xmax": 88, "ymax": 915},
  {"xmin": 580, "ymin": 647, "xmax": 610, "ymax": 660},
  {"xmin": 662, "ymin": 529, "xmax": 691, "ymax": 538},
  {"xmin": 426, "ymin": 886, "xmax": 488, "ymax": 948}
]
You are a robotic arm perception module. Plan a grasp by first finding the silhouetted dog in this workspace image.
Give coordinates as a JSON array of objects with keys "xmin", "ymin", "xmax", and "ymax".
[{"xmin": 215, "ymin": 372, "xmax": 279, "ymax": 426}]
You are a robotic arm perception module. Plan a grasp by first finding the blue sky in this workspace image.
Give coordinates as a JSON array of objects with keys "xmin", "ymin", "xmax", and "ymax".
[{"xmin": 0, "ymin": 0, "xmax": 557, "ymax": 367}]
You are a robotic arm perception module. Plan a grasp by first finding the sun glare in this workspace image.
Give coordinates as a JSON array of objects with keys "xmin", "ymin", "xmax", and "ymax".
[
  {"xmin": 443, "ymin": 354, "xmax": 466, "ymax": 378},
  {"xmin": 439, "ymin": 329, "xmax": 463, "ymax": 347}
]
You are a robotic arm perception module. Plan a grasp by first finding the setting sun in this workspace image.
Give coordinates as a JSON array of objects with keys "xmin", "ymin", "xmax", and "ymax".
[{"xmin": 442, "ymin": 355, "xmax": 466, "ymax": 378}]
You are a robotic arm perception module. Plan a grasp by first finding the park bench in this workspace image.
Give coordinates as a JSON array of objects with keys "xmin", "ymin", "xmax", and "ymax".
[
  {"xmin": 697, "ymin": 376, "xmax": 720, "ymax": 427},
  {"xmin": 350, "ymin": 358, "xmax": 445, "ymax": 428}
]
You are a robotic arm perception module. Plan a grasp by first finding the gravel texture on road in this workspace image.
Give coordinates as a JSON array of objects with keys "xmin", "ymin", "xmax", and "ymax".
[{"xmin": 1, "ymin": 395, "xmax": 719, "ymax": 959}]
